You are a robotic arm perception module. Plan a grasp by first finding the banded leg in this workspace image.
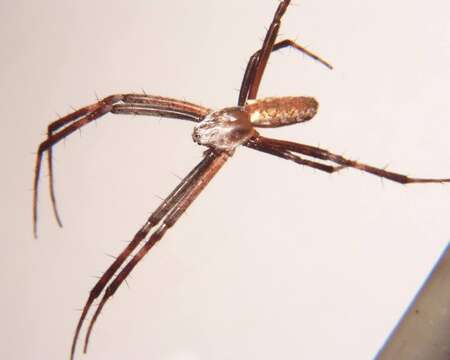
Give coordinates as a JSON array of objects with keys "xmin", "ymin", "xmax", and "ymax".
[
  {"xmin": 43, "ymin": 95, "xmax": 123, "ymax": 232},
  {"xmin": 238, "ymin": 0, "xmax": 332, "ymax": 106},
  {"xmin": 81, "ymin": 150, "xmax": 230, "ymax": 354},
  {"xmin": 246, "ymin": 137, "xmax": 345, "ymax": 174},
  {"xmin": 47, "ymin": 128, "xmax": 63, "ymax": 228},
  {"xmin": 34, "ymin": 94, "xmax": 210, "ymax": 237},
  {"xmin": 249, "ymin": 136, "xmax": 450, "ymax": 184},
  {"xmin": 238, "ymin": 39, "xmax": 332, "ymax": 106},
  {"xmin": 69, "ymin": 150, "xmax": 219, "ymax": 360}
]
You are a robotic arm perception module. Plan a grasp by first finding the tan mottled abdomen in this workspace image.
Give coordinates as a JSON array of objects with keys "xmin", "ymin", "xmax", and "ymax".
[{"xmin": 245, "ymin": 96, "xmax": 318, "ymax": 127}]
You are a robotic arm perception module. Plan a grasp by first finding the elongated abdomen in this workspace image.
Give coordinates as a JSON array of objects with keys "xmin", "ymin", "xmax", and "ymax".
[{"xmin": 245, "ymin": 96, "xmax": 318, "ymax": 127}]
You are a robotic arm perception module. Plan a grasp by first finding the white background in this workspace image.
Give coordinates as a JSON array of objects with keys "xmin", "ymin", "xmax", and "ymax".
[{"xmin": 2, "ymin": 0, "xmax": 450, "ymax": 359}]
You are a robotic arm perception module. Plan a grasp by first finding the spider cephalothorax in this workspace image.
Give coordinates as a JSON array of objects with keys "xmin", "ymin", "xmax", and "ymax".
[
  {"xmin": 192, "ymin": 107, "xmax": 256, "ymax": 152},
  {"xmin": 33, "ymin": 1, "xmax": 449, "ymax": 359}
]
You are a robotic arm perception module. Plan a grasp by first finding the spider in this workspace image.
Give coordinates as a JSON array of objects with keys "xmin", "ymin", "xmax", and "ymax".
[{"xmin": 33, "ymin": 1, "xmax": 450, "ymax": 358}]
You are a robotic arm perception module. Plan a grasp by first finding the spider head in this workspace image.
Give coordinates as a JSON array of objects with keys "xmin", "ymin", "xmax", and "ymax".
[{"xmin": 193, "ymin": 107, "xmax": 257, "ymax": 153}]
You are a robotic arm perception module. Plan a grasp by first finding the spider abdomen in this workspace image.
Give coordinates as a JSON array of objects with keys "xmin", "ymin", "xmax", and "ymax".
[
  {"xmin": 245, "ymin": 96, "xmax": 318, "ymax": 127},
  {"xmin": 192, "ymin": 107, "xmax": 256, "ymax": 153}
]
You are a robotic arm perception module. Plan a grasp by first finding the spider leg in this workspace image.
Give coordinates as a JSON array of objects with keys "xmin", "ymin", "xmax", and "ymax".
[
  {"xmin": 74, "ymin": 150, "xmax": 229, "ymax": 357},
  {"xmin": 34, "ymin": 95, "xmax": 210, "ymax": 238},
  {"xmin": 246, "ymin": 137, "xmax": 345, "ymax": 173},
  {"xmin": 238, "ymin": 0, "xmax": 332, "ymax": 106},
  {"xmin": 46, "ymin": 130, "xmax": 63, "ymax": 228},
  {"xmin": 111, "ymin": 105, "xmax": 203, "ymax": 121},
  {"xmin": 69, "ymin": 150, "xmax": 218, "ymax": 360},
  {"xmin": 42, "ymin": 95, "xmax": 124, "ymax": 232},
  {"xmin": 244, "ymin": 0, "xmax": 291, "ymax": 102},
  {"xmin": 34, "ymin": 95, "xmax": 122, "ymax": 237},
  {"xmin": 119, "ymin": 94, "xmax": 211, "ymax": 119},
  {"xmin": 238, "ymin": 39, "xmax": 332, "ymax": 106},
  {"xmin": 249, "ymin": 135, "xmax": 450, "ymax": 184}
]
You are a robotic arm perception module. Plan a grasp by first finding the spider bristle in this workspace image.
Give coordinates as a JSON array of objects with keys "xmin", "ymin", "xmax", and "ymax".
[
  {"xmin": 153, "ymin": 194, "xmax": 165, "ymax": 201},
  {"xmin": 170, "ymin": 172, "xmax": 183, "ymax": 181}
]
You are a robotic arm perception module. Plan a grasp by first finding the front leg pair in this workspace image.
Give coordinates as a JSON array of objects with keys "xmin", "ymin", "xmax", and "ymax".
[{"xmin": 34, "ymin": 94, "xmax": 210, "ymax": 237}]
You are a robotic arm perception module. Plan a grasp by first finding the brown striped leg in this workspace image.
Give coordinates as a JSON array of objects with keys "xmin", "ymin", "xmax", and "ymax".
[
  {"xmin": 238, "ymin": 39, "xmax": 332, "ymax": 106},
  {"xmin": 82, "ymin": 150, "xmax": 230, "ymax": 354},
  {"xmin": 244, "ymin": 0, "xmax": 291, "ymax": 102},
  {"xmin": 246, "ymin": 137, "xmax": 345, "ymax": 173},
  {"xmin": 249, "ymin": 136, "xmax": 450, "ymax": 184},
  {"xmin": 34, "ymin": 95, "xmax": 209, "ymax": 238},
  {"xmin": 46, "ymin": 128, "xmax": 63, "ymax": 228},
  {"xmin": 238, "ymin": 0, "xmax": 331, "ymax": 106},
  {"xmin": 111, "ymin": 106, "xmax": 202, "ymax": 121},
  {"xmin": 42, "ymin": 94, "xmax": 124, "ymax": 234},
  {"xmin": 69, "ymin": 150, "xmax": 224, "ymax": 360},
  {"xmin": 119, "ymin": 94, "xmax": 211, "ymax": 119}
]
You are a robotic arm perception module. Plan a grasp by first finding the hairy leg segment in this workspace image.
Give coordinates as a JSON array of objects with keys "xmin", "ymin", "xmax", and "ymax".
[{"xmin": 34, "ymin": 94, "xmax": 210, "ymax": 238}]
